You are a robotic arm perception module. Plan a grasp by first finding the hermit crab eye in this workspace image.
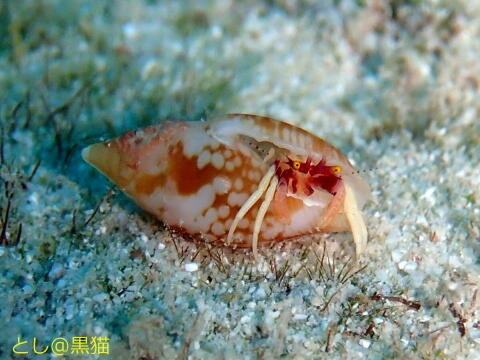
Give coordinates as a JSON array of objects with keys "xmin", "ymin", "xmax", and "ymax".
[
  {"xmin": 293, "ymin": 161, "xmax": 301, "ymax": 169},
  {"xmin": 331, "ymin": 165, "xmax": 342, "ymax": 174}
]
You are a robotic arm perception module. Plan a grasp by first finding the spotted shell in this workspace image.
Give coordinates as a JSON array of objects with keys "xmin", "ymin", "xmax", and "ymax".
[{"xmin": 82, "ymin": 114, "xmax": 371, "ymax": 256}]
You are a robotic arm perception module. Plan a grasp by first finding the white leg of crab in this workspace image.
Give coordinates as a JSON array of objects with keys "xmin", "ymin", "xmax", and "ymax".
[
  {"xmin": 226, "ymin": 165, "xmax": 276, "ymax": 246},
  {"xmin": 343, "ymin": 182, "xmax": 368, "ymax": 258},
  {"xmin": 251, "ymin": 174, "xmax": 278, "ymax": 258}
]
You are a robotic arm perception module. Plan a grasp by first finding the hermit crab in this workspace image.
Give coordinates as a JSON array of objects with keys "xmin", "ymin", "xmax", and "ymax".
[{"xmin": 82, "ymin": 114, "xmax": 371, "ymax": 257}]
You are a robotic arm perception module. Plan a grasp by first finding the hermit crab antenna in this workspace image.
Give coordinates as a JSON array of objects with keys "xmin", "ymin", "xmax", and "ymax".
[
  {"xmin": 226, "ymin": 165, "xmax": 276, "ymax": 245},
  {"xmin": 252, "ymin": 175, "xmax": 279, "ymax": 258}
]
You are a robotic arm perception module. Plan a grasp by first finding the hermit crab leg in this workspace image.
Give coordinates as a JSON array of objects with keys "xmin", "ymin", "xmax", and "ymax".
[
  {"xmin": 343, "ymin": 182, "xmax": 368, "ymax": 258},
  {"xmin": 252, "ymin": 175, "xmax": 279, "ymax": 258},
  {"xmin": 226, "ymin": 165, "xmax": 276, "ymax": 245}
]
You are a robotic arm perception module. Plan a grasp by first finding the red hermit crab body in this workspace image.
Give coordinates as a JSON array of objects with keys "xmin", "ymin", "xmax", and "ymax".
[
  {"xmin": 275, "ymin": 156, "xmax": 342, "ymax": 197},
  {"xmin": 82, "ymin": 114, "xmax": 371, "ymax": 257}
]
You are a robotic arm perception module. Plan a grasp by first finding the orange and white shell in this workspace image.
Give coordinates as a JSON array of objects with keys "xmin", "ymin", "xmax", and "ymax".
[{"xmin": 82, "ymin": 114, "xmax": 371, "ymax": 257}]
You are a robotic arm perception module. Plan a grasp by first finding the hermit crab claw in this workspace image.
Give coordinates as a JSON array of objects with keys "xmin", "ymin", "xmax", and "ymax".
[{"xmin": 343, "ymin": 182, "xmax": 368, "ymax": 258}]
